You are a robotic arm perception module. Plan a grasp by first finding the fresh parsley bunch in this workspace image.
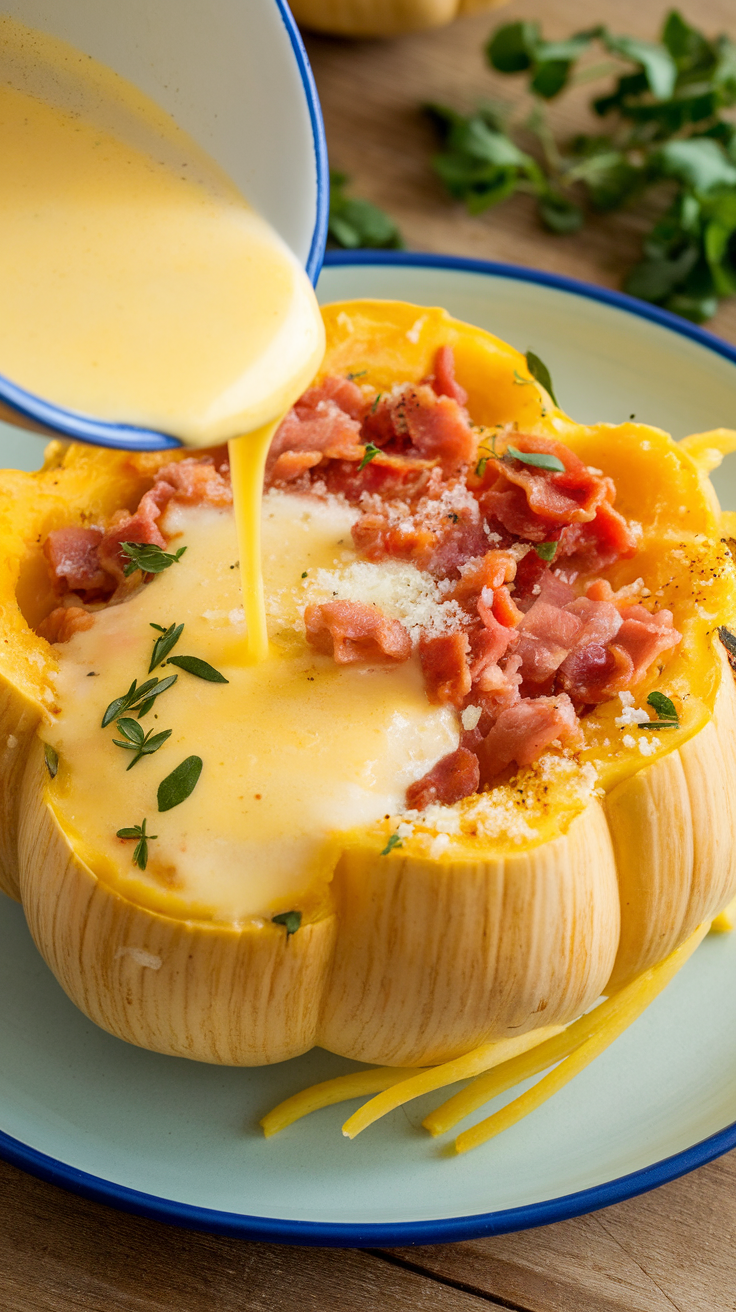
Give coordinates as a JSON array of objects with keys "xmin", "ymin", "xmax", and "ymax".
[
  {"xmin": 426, "ymin": 10, "xmax": 736, "ymax": 323},
  {"xmin": 328, "ymin": 169, "xmax": 404, "ymax": 250}
]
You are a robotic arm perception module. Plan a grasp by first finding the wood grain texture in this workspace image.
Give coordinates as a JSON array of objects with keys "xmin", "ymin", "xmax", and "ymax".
[
  {"xmin": 0, "ymin": 1158, "xmax": 491, "ymax": 1312},
  {"xmin": 5, "ymin": 0, "xmax": 736, "ymax": 1307}
]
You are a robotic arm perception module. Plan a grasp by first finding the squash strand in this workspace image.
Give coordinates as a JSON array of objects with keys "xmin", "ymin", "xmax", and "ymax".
[
  {"xmin": 340, "ymin": 1026, "xmax": 564, "ymax": 1141},
  {"xmin": 454, "ymin": 922, "xmax": 709, "ymax": 1155}
]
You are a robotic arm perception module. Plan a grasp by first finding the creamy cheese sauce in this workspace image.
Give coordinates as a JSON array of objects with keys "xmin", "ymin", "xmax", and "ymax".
[
  {"xmin": 0, "ymin": 17, "xmax": 326, "ymax": 660},
  {"xmin": 0, "ymin": 17, "xmax": 324, "ymax": 446},
  {"xmin": 46, "ymin": 495, "xmax": 459, "ymax": 921}
]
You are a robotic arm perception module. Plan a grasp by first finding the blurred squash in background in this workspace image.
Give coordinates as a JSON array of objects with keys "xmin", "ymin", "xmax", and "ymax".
[{"xmin": 291, "ymin": 0, "xmax": 509, "ymax": 38}]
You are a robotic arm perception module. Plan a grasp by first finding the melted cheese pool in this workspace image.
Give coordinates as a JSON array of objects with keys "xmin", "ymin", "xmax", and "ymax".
[{"xmin": 46, "ymin": 494, "xmax": 459, "ymax": 922}]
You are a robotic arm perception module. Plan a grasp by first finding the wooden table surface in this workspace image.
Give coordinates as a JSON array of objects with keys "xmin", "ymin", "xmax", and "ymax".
[{"xmin": 5, "ymin": 1, "xmax": 736, "ymax": 1308}]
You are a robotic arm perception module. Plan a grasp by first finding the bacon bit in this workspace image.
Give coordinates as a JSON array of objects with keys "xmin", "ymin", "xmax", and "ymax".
[
  {"xmin": 270, "ymin": 450, "xmax": 323, "ymax": 483},
  {"xmin": 299, "ymin": 375, "xmax": 370, "ymax": 423},
  {"xmin": 469, "ymin": 615, "xmax": 518, "ymax": 682},
  {"xmin": 267, "ymin": 401, "xmax": 364, "ymax": 484},
  {"xmin": 98, "ymin": 481, "xmax": 172, "ymax": 582},
  {"xmin": 482, "ymin": 584, "xmax": 523, "ymax": 629},
  {"xmin": 477, "ymin": 693, "xmax": 582, "ymax": 784},
  {"xmin": 608, "ymin": 607, "xmax": 681, "ymax": 689},
  {"xmin": 352, "ymin": 486, "xmax": 486, "ymax": 579},
  {"xmin": 406, "ymin": 746, "xmax": 479, "ymax": 810},
  {"xmin": 557, "ymin": 500, "xmax": 638, "ymax": 573},
  {"xmin": 155, "ymin": 458, "xmax": 232, "ymax": 507},
  {"xmin": 322, "ymin": 451, "xmax": 434, "ymax": 502},
  {"xmin": 43, "ymin": 528, "xmax": 108, "ymax": 597},
  {"xmin": 430, "ymin": 345, "xmax": 468, "ymax": 407},
  {"xmin": 451, "ymin": 550, "xmax": 517, "ymax": 604},
  {"xmin": 494, "ymin": 435, "xmax": 610, "ymax": 525},
  {"xmin": 400, "ymin": 385, "xmax": 475, "ymax": 475},
  {"xmin": 419, "ymin": 632, "xmax": 471, "ymax": 705},
  {"xmin": 514, "ymin": 600, "xmax": 583, "ymax": 686},
  {"xmin": 38, "ymin": 605, "xmax": 95, "ymax": 644},
  {"xmin": 304, "ymin": 601, "xmax": 411, "ymax": 665},
  {"xmin": 512, "ymin": 548, "xmax": 550, "ymax": 606}
]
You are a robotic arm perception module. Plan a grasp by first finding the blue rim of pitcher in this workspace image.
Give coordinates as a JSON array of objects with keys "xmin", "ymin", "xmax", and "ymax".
[
  {"xmin": 0, "ymin": 0, "xmax": 329, "ymax": 454},
  {"xmin": 3, "ymin": 247, "xmax": 736, "ymax": 1243}
]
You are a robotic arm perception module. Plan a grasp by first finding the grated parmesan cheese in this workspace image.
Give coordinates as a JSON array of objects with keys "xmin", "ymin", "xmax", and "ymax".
[
  {"xmin": 461, "ymin": 705, "xmax": 482, "ymax": 731},
  {"xmin": 310, "ymin": 559, "xmax": 465, "ymax": 640}
]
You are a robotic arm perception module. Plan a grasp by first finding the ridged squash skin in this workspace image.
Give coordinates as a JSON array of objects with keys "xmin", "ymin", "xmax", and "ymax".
[
  {"xmin": 2, "ymin": 300, "xmax": 736, "ymax": 1067},
  {"xmin": 290, "ymin": 0, "xmax": 508, "ymax": 38}
]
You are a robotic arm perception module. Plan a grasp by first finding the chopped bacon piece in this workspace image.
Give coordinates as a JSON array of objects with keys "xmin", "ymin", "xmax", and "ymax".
[
  {"xmin": 608, "ymin": 606, "xmax": 681, "ymax": 689},
  {"xmin": 559, "ymin": 603, "xmax": 680, "ymax": 702},
  {"xmin": 267, "ymin": 401, "xmax": 363, "ymax": 484},
  {"xmin": 515, "ymin": 599, "xmax": 583, "ymax": 686},
  {"xmin": 430, "ymin": 345, "xmax": 468, "ymax": 407},
  {"xmin": 557, "ymin": 500, "xmax": 638, "ymax": 573},
  {"xmin": 298, "ymin": 375, "xmax": 370, "ymax": 423},
  {"xmin": 304, "ymin": 601, "xmax": 411, "ymax": 665},
  {"xmin": 351, "ymin": 484, "xmax": 486, "ymax": 578},
  {"xmin": 512, "ymin": 548, "xmax": 550, "ymax": 606},
  {"xmin": 477, "ymin": 693, "xmax": 582, "ymax": 784},
  {"xmin": 322, "ymin": 451, "xmax": 434, "ymax": 502},
  {"xmin": 398, "ymin": 385, "xmax": 475, "ymax": 475},
  {"xmin": 38, "ymin": 605, "xmax": 95, "ymax": 644},
  {"xmin": 477, "ymin": 584, "xmax": 523, "ymax": 630},
  {"xmin": 270, "ymin": 450, "xmax": 323, "ymax": 483},
  {"xmin": 469, "ymin": 614, "xmax": 518, "ymax": 683},
  {"xmin": 155, "ymin": 458, "xmax": 232, "ymax": 507},
  {"xmin": 98, "ymin": 481, "xmax": 172, "ymax": 582},
  {"xmin": 495, "ymin": 436, "xmax": 610, "ymax": 524},
  {"xmin": 43, "ymin": 528, "xmax": 107, "ymax": 596},
  {"xmin": 406, "ymin": 746, "xmax": 479, "ymax": 810},
  {"xmin": 419, "ymin": 632, "xmax": 471, "ymax": 706},
  {"xmin": 451, "ymin": 550, "xmax": 517, "ymax": 604}
]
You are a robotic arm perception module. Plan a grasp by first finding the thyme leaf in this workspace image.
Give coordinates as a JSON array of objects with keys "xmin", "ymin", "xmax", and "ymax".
[
  {"xmin": 157, "ymin": 755, "xmax": 203, "ymax": 812},
  {"xmin": 475, "ymin": 456, "xmax": 489, "ymax": 477},
  {"xmin": 525, "ymin": 350, "xmax": 559, "ymax": 405},
  {"xmin": 116, "ymin": 818, "xmax": 157, "ymax": 871},
  {"xmin": 646, "ymin": 690, "xmax": 680, "ymax": 728},
  {"xmin": 358, "ymin": 442, "xmax": 381, "ymax": 471},
  {"xmin": 43, "ymin": 743, "xmax": 58, "ymax": 778},
  {"xmin": 121, "ymin": 541, "xmax": 187, "ymax": 578},
  {"xmin": 101, "ymin": 674, "xmax": 178, "ymax": 727},
  {"xmin": 166, "ymin": 655, "xmax": 229, "ymax": 683},
  {"xmin": 381, "ymin": 832, "xmax": 404, "ymax": 856},
  {"xmin": 272, "ymin": 910, "xmax": 302, "ymax": 937},
  {"xmin": 149, "ymin": 621, "xmax": 184, "ymax": 672},
  {"xmin": 505, "ymin": 444, "xmax": 565, "ymax": 472},
  {"xmin": 112, "ymin": 718, "xmax": 172, "ymax": 769},
  {"xmin": 534, "ymin": 541, "xmax": 558, "ymax": 560}
]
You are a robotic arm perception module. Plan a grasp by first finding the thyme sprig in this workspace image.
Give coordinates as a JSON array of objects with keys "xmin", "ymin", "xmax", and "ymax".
[
  {"xmin": 149, "ymin": 621, "xmax": 184, "ymax": 672},
  {"xmin": 358, "ymin": 442, "xmax": 381, "ymax": 471},
  {"xmin": 645, "ymin": 690, "xmax": 680, "ymax": 728},
  {"xmin": 101, "ymin": 674, "xmax": 177, "ymax": 727},
  {"xmin": 121, "ymin": 541, "xmax": 187, "ymax": 578},
  {"xmin": 112, "ymin": 718, "xmax": 172, "ymax": 769},
  {"xmin": 116, "ymin": 818, "xmax": 157, "ymax": 871}
]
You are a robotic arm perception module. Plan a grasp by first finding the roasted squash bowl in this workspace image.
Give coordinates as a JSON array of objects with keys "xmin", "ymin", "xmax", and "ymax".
[{"xmin": 1, "ymin": 299, "xmax": 735, "ymax": 1072}]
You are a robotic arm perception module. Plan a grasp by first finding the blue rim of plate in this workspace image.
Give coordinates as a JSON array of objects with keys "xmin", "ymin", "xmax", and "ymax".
[
  {"xmin": 0, "ymin": 0, "xmax": 329, "ymax": 455},
  {"xmin": 3, "ymin": 246, "xmax": 736, "ymax": 1244}
]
